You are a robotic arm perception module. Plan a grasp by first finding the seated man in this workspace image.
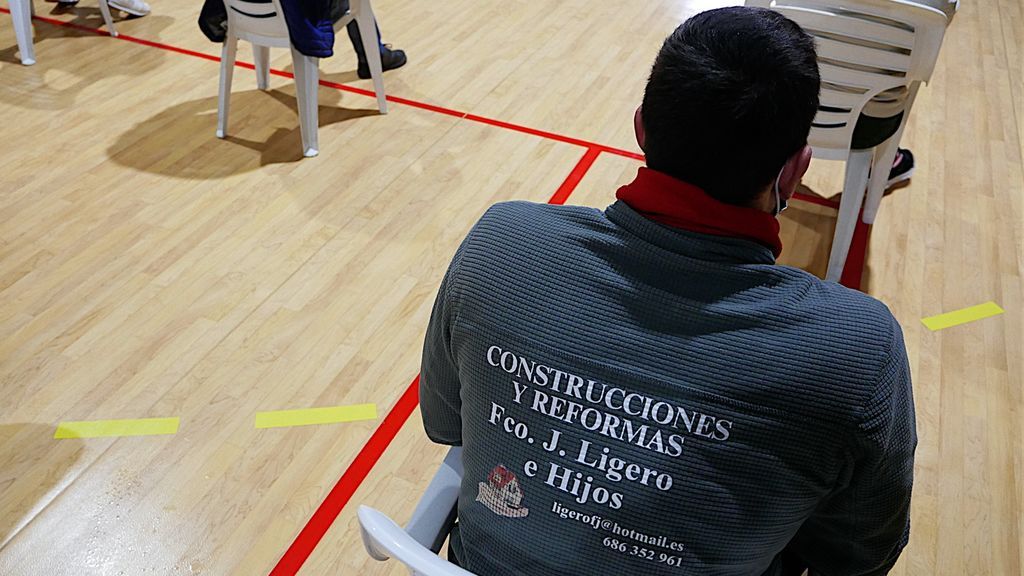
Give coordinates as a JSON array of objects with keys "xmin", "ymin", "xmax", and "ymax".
[{"xmin": 420, "ymin": 7, "xmax": 916, "ymax": 576}]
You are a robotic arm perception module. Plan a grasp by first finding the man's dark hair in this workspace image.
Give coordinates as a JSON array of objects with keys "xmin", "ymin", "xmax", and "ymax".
[{"xmin": 641, "ymin": 7, "xmax": 820, "ymax": 206}]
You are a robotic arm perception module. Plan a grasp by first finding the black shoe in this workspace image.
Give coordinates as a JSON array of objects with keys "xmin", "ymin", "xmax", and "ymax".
[
  {"xmin": 357, "ymin": 46, "xmax": 407, "ymax": 80},
  {"xmin": 887, "ymin": 148, "xmax": 915, "ymax": 188}
]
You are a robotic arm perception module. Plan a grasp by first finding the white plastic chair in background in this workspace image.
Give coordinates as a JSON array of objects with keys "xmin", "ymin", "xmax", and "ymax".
[
  {"xmin": 7, "ymin": 0, "xmax": 117, "ymax": 65},
  {"xmin": 747, "ymin": 0, "xmax": 950, "ymax": 281},
  {"xmin": 8, "ymin": 0, "xmax": 36, "ymax": 65},
  {"xmin": 216, "ymin": 0, "xmax": 387, "ymax": 157},
  {"xmin": 358, "ymin": 446, "xmax": 472, "ymax": 576}
]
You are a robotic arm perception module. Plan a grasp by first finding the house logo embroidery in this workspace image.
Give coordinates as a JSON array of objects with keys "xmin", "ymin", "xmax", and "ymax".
[{"xmin": 477, "ymin": 465, "xmax": 529, "ymax": 518}]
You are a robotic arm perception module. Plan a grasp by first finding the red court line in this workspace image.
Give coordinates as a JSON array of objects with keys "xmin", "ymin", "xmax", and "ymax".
[
  {"xmin": 4, "ymin": 9, "xmax": 642, "ymax": 160},
  {"xmin": 463, "ymin": 114, "xmax": 644, "ymax": 160},
  {"xmin": 840, "ymin": 218, "xmax": 871, "ymax": 290},
  {"xmin": 548, "ymin": 147, "xmax": 602, "ymax": 205},
  {"xmin": 268, "ymin": 376, "xmax": 421, "ymax": 576},
  {"xmin": 2, "ymin": 9, "xmax": 225, "ymax": 63},
  {"xmin": 7, "ymin": 9, "xmax": 835, "ymax": 206}
]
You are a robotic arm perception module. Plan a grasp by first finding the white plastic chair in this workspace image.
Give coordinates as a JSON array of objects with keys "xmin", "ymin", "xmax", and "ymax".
[
  {"xmin": 7, "ymin": 0, "xmax": 117, "ymax": 65},
  {"xmin": 358, "ymin": 446, "xmax": 473, "ymax": 576},
  {"xmin": 216, "ymin": 0, "xmax": 387, "ymax": 158},
  {"xmin": 747, "ymin": 0, "xmax": 950, "ymax": 281}
]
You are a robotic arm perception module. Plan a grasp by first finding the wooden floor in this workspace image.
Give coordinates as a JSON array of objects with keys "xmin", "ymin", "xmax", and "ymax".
[{"xmin": 0, "ymin": 0, "xmax": 1021, "ymax": 574}]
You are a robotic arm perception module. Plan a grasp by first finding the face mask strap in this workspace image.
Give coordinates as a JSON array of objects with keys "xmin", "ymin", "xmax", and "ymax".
[{"xmin": 773, "ymin": 171, "xmax": 788, "ymax": 216}]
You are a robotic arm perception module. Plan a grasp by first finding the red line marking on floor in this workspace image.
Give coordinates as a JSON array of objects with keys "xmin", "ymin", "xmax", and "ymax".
[
  {"xmin": 5, "ymin": 9, "xmax": 642, "ymax": 160},
  {"xmin": 840, "ymin": 218, "xmax": 871, "ymax": 290},
  {"xmin": 3, "ymin": 10, "xmax": 223, "ymax": 63},
  {"xmin": 548, "ymin": 147, "xmax": 602, "ymax": 205},
  {"xmin": 463, "ymin": 114, "xmax": 642, "ymax": 160},
  {"xmin": 8, "ymin": 9, "xmax": 834, "ymax": 207},
  {"xmin": 268, "ymin": 376, "xmax": 420, "ymax": 576},
  {"xmin": 316, "ymin": 76, "xmax": 469, "ymax": 119}
]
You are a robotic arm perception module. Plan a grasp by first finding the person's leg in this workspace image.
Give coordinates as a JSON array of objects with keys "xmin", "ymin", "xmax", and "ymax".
[
  {"xmin": 345, "ymin": 17, "xmax": 382, "ymax": 63},
  {"xmin": 343, "ymin": 6, "xmax": 407, "ymax": 79},
  {"xmin": 886, "ymin": 148, "xmax": 915, "ymax": 188}
]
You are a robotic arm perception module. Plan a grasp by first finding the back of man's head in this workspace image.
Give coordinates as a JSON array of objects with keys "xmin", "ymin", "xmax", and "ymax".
[{"xmin": 641, "ymin": 7, "xmax": 820, "ymax": 206}]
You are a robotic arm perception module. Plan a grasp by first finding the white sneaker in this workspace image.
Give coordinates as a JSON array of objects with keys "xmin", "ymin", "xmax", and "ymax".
[{"xmin": 106, "ymin": 0, "xmax": 150, "ymax": 16}]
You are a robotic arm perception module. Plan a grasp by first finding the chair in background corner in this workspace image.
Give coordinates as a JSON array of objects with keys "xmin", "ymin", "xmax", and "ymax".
[
  {"xmin": 216, "ymin": 0, "xmax": 387, "ymax": 157},
  {"xmin": 747, "ymin": 0, "xmax": 951, "ymax": 282},
  {"xmin": 7, "ymin": 0, "xmax": 118, "ymax": 65}
]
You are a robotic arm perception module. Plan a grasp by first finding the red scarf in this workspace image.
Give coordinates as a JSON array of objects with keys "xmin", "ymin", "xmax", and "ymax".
[{"xmin": 616, "ymin": 168, "xmax": 783, "ymax": 258}]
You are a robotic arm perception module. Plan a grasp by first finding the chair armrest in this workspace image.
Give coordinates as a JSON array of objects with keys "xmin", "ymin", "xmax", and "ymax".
[
  {"xmin": 405, "ymin": 446, "xmax": 463, "ymax": 553},
  {"xmin": 358, "ymin": 506, "xmax": 475, "ymax": 575}
]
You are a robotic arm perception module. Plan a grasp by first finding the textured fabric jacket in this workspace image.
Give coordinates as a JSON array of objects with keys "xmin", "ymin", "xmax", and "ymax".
[{"xmin": 420, "ymin": 173, "xmax": 916, "ymax": 575}]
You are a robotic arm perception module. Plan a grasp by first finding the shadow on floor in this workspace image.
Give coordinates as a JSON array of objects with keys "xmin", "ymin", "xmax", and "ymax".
[
  {"xmin": 0, "ymin": 10, "xmax": 171, "ymax": 110},
  {"xmin": 319, "ymin": 68, "xmax": 362, "ymax": 85},
  {"xmin": 106, "ymin": 86, "xmax": 381, "ymax": 178}
]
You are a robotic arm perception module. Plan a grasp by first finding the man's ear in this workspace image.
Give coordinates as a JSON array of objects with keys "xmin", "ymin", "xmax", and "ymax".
[
  {"xmin": 634, "ymin": 106, "xmax": 646, "ymax": 151},
  {"xmin": 778, "ymin": 145, "xmax": 812, "ymax": 200}
]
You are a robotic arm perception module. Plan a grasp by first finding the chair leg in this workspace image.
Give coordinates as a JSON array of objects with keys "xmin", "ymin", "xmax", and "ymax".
[
  {"xmin": 254, "ymin": 45, "xmax": 271, "ymax": 90},
  {"xmin": 826, "ymin": 149, "xmax": 872, "ymax": 282},
  {"xmin": 865, "ymin": 83, "xmax": 922, "ymax": 224},
  {"xmin": 864, "ymin": 117, "xmax": 913, "ymax": 225},
  {"xmin": 354, "ymin": 0, "xmax": 387, "ymax": 114},
  {"xmin": 862, "ymin": 132, "xmax": 902, "ymax": 225},
  {"xmin": 97, "ymin": 0, "xmax": 118, "ymax": 37},
  {"xmin": 216, "ymin": 36, "xmax": 238, "ymax": 139},
  {"xmin": 290, "ymin": 47, "xmax": 320, "ymax": 157},
  {"xmin": 10, "ymin": 0, "xmax": 36, "ymax": 66}
]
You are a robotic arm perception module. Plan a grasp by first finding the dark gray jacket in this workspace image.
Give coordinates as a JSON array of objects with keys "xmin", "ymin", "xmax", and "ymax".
[{"xmin": 421, "ymin": 199, "xmax": 915, "ymax": 576}]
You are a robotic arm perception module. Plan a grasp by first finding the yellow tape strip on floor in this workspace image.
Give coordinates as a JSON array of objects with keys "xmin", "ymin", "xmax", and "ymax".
[
  {"xmin": 921, "ymin": 301, "xmax": 1004, "ymax": 331},
  {"xmin": 255, "ymin": 403, "xmax": 378, "ymax": 429},
  {"xmin": 54, "ymin": 417, "xmax": 180, "ymax": 439}
]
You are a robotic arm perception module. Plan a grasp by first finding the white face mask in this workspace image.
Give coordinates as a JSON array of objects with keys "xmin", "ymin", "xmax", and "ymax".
[{"xmin": 773, "ymin": 170, "xmax": 788, "ymax": 216}]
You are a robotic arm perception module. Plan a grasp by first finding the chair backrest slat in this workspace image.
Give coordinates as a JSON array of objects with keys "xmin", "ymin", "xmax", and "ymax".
[
  {"xmin": 746, "ymin": 0, "xmax": 948, "ymax": 153},
  {"xmin": 224, "ymin": 0, "xmax": 290, "ymax": 47},
  {"xmin": 812, "ymin": 109, "xmax": 855, "ymax": 128},
  {"xmin": 813, "ymin": 35, "xmax": 912, "ymax": 74},
  {"xmin": 774, "ymin": 6, "xmax": 916, "ymax": 49},
  {"xmin": 819, "ymin": 85, "xmax": 872, "ymax": 109},
  {"xmin": 817, "ymin": 61, "xmax": 905, "ymax": 92}
]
